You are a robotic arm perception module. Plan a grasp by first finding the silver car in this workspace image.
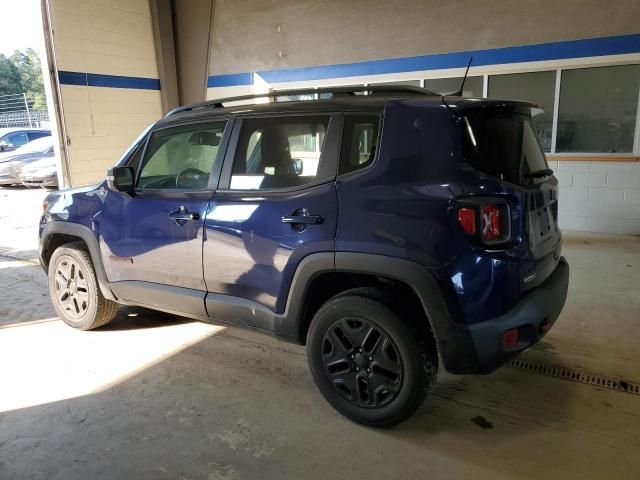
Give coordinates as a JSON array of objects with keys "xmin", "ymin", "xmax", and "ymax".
[{"xmin": 0, "ymin": 136, "xmax": 55, "ymax": 186}]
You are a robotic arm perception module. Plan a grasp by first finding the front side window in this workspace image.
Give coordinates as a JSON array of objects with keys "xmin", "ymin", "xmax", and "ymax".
[
  {"xmin": 230, "ymin": 116, "xmax": 329, "ymax": 190},
  {"xmin": 339, "ymin": 115, "xmax": 380, "ymax": 175},
  {"xmin": 556, "ymin": 64, "xmax": 640, "ymax": 153},
  {"xmin": 137, "ymin": 122, "xmax": 226, "ymax": 190}
]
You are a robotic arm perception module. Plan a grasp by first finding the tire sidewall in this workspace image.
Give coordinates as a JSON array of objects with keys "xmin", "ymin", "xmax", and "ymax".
[
  {"xmin": 307, "ymin": 296, "xmax": 433, "ymax": 427},
  {"xmin": 48, "ymin": 247, "xmax": 100, "ymax": 330}
]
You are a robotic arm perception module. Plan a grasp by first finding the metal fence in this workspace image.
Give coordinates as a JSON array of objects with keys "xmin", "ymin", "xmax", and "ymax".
[
  {"xmin": 0, "ymin": 92, "xmax": 49, "ymax": 128},
  {"xmin": 0, "ymin": 110, "xmax": 49, "ymax": 128}
]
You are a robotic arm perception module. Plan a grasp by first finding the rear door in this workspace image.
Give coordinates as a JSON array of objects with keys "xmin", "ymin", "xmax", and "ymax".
[
  {"xmin": 202, "ymin": 114, "xmax": 340, "ymax": 327},
  {"xmin": 100, "ymin": 120, "xmax": 230, "ymax": 315}
]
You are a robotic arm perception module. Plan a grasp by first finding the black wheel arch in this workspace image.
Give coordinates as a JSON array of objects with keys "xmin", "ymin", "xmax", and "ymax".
[
  {"xmin": 40, "ymin": 221, "xmax": 116, "ymax": 301},
  {"xmin": 287, "ymin": 252, "xmax": 476, "ymax": 374}
]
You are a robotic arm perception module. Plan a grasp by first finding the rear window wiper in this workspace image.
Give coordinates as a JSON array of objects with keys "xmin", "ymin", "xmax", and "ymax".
[{"xmin": 525, "ymin": 168, "xmax": 554, "ymax": 179}]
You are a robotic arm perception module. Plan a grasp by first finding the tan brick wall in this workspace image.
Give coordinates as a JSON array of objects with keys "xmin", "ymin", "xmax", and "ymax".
[{"xmin": 50, "ymin": 0, "xmax": 163, "ymax": 186}]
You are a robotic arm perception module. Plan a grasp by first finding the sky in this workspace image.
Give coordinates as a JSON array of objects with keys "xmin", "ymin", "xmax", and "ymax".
[{"xmin": 0, "ymin": 0, "xmax": 46, "ymax": 57}]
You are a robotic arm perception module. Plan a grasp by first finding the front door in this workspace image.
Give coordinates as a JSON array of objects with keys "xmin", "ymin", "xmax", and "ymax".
[
  {"xmin": 99, "ymin": 120, "xmax": 230, "ymax": 315},
  {"xmin": 203, "ymin": 114, "xmax": 340, "ymax": 326}
]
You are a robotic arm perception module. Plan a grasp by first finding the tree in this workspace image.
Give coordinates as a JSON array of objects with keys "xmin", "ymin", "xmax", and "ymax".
[
  {"xmin": 0, "ymin": 54, "xmax": 24, "ymax": 97},
  {"xmin": 10, "ymin": 48, "xmax": 46, "ymax": 110}
]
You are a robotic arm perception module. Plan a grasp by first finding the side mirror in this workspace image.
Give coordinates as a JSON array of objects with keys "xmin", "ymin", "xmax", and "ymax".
[{"xmin": 107, "ymin": 166, "xmax": 135, "ymax": 194}]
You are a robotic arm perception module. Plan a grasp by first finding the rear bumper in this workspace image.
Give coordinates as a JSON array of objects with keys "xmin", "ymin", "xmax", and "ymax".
[
  {"xmin": 20, "ymin": 174, "xmax": 57, "ymax": 188},
  {"xmin": 449, "ymin": 257, "xmax": 569, "ymax": 374}
]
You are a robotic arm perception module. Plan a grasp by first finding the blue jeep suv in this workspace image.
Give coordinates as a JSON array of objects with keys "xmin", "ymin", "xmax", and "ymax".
[{"xmin": 39, "ymin": 86, "xmax": 569, "ymax": 426}]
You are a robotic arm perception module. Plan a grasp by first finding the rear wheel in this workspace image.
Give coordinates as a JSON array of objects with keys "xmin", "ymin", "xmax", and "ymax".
[
  {"xmin": 48, "ymin": 242, "xmax": 118, "ymax": 330},
  {"xmin": 307, "ymin": 289, "xmax": 437, "ymax": 427}
]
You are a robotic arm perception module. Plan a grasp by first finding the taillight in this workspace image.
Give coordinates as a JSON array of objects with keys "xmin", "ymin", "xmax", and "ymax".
[
  {"xmin": 457, "ymin": 200, "xmax": 511, "ymax": 245},
  {"xmin": 457, "ymin": 208, "xmax": 476, "ymax": 235},
  {"xmin": 481, "ymin": 204, "xmax": 501, "ymax": 241}
]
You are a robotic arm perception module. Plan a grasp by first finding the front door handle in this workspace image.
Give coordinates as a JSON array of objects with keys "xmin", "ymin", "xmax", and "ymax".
[{"xmin": 169, "ymin": 206, "xmax": 200, "ymax": 224}]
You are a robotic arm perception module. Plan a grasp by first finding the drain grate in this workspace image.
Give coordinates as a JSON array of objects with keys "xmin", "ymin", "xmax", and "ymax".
[
  {"xmin": 507, "ymin": 359, "xmax": 640, "ymax": 396},
  {"xmin": 0, "ymin": 247, "xmax": 40, "ymax": 266}
]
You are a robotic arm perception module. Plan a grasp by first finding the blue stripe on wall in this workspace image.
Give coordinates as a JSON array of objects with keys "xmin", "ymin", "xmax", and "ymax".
[
  {"xmin": 58, "ymin": 71, "xmax": 161, "ymax": 90},
  {"xmin": 207, "ymin": 34, "xmax": 640, "ymax": 87},
  {"xmin": 207, "ymin": 72, "xmax": 254, "ymax": 88}
]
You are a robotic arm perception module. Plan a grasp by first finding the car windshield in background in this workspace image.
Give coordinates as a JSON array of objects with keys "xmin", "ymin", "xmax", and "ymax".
[
  {"xmin": 13, "ymin": 136, "xmax": 53, "ymax": 154},
  {"xmin": 462, "ymin": 111, "xmax": 548, "ymax": 185}
]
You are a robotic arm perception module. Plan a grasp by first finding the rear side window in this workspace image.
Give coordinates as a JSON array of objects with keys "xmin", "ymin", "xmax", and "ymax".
[
  {"xmin": 339, "ymin": 115, "xmax": 380, "ymax": 175},
  {"xmin": 138, "ymin": 122, "xmax": 226, "ymax": 190},
  {"xmin": 230, "ymin": 116, "xmax": 329, "ymax": 190},
  {"xmin": 462, "ymin": 111, "xmax": 548, "ymax": 185}
]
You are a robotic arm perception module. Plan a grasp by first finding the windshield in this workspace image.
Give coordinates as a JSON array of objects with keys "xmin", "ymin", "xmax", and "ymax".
[
  {"xmin": 462, "ymin": 110, "xmax": 548, "ymax": 185},
  {"xmin": 14, "ymin": 136, "xmax": 53, "ymax": 154}
]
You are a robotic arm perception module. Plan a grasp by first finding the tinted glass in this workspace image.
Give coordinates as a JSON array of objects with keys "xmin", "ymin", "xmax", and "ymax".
[
  {"xmin": 463, "ymin": 111, "xmax": 548, "ymax": 185},
  {"xmin": 4, "ymin": 132, "xmax": 28, "ymax": 147},
  {"xmin": 230, "ymin": 116, "xmax": 329, "ymax": 190},
  {"xmin": 339, "ymin": 115, "xmax": 380, "ymax": 175},
  {"xmin": 557, "ymin": 64, "xmax": 640, "ymax": 153},
  {"xmin": 488, "ymin": 71, "xmax": 556, "ymax": 152},
  {"xmin": 138, "ymin": 122, "xmax": 226, "ymax": 190},
  {"xmin": 425, "ymin": 76, "xmax": 483, "ymax": 97}
]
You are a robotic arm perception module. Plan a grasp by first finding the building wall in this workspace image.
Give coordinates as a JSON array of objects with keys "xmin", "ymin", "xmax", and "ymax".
[
  {"xmin": 207, "ymin": 0, "xmax": 639, "ymax": 76},
  {"xmin": 49, "ymin": 0, "xmax": 163, "ymax": 186}
]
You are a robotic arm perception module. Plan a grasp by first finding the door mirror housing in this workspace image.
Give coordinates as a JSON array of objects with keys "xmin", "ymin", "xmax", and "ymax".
[{"xmin": 107, "ymin": 166, "xmax": 135, "ymax": 194}]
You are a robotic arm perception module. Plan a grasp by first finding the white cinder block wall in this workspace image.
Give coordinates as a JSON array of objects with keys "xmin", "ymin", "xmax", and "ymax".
[{"xmin": 553, "ymin": 160, "xmax": 640, "ymax": 234}]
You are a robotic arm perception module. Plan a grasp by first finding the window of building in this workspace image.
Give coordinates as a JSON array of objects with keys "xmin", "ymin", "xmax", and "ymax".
[
  {"xmin": 488, "ymin": 71, "xmax": 557, "ymax": 151},
  {"xmin": 138, "ymin": 122, "xmax": 226, "ymax": 190},
  {"xmin": 230, "ymin": 116, "xmax": 329, "ymax": 190},
  {"xmin": 556, "ymin": 64, "xmax": 640, "ymax": 153},
  {"xmin": 368, "ymin": 80, "xmax": 421, "ymax": 87},
  {"xmin": 339, "ymin": 115, "xmax": 380, "ymax": 175},
  {"xmin": 424, "ymin": 76, "xmax": 484, "ymax": 97}
]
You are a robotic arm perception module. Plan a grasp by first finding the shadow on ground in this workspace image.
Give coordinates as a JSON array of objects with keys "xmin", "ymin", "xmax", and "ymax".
[{"xmin": 2, "ymin": 305, "xmax": 638, "ymax": 480}]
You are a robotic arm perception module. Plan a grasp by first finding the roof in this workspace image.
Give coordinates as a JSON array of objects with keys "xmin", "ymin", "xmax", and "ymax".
[
  {"xmin": 158, "ymin": 85, "xmax": 441, "ymax": 127},
  {"xmin": 157, "ymin": 86, "xmax": 538, "ymax": 128},
  {"xmin": 0, "ymin": 127, "xmax": 51, "ymax": 136}
]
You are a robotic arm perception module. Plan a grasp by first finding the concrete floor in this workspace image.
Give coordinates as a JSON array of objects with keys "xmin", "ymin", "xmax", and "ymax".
[{"xmin": 1, "ymin": 186, "xmax": 639, "ymax": 479}]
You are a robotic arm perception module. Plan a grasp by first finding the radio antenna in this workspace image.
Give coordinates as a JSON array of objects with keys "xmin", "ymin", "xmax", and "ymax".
[{"xmin": 452, "ymin": 57, "xmax": 473, "ymax": 97}]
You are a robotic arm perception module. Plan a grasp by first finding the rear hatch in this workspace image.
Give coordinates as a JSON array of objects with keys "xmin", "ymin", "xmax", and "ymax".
[{"xmin": 460, "ymin": 104, "xmax": 562, "ymax": 290}]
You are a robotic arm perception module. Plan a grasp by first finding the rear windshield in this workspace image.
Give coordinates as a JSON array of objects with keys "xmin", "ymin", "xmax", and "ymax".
[{"xmin": 462, "ymin": 110, "xmax": 548, "ymax": 185}]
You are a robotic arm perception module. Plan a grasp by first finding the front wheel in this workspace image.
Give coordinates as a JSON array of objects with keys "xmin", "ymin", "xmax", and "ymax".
[
  {"xmin": 307, "ymin": 289, "xmax": 437, "ymax": 427},
  {"xmin": 48, "ymin": 242, "xmax": 118, "ymax": 330}
]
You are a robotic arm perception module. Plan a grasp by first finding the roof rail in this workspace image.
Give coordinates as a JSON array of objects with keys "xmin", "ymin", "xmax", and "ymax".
[{"xmin": 165, "ymin": 85, "xmax": 436, "ymax": 117}]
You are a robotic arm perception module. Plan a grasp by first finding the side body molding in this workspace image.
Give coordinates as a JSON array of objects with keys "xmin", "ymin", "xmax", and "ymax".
[{"xmin": 39, "ymin": 220, "xmax": 116, "ymax": 301}]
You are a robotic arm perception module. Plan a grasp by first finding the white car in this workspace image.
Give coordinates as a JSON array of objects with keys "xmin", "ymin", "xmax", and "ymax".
[{"xmin": 0, "ymin": 136, "xmax": 54, "ymax": 186}]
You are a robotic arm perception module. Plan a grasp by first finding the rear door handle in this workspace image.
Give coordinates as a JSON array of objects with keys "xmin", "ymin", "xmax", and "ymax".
[{"xmin": 282, "ymin": 208, "xmax": 323, "ymax": 226}]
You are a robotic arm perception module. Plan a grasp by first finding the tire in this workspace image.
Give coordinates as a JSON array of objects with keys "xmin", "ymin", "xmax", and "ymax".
[
  {"xmin": 307, "ymin": 288, "xmax": 437, "ymax": 427},
  {"xmin": 48, "ymin": 241, "xmax": 118, "ymax": 330}
]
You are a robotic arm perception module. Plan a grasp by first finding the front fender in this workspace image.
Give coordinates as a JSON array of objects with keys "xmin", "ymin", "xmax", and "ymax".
[{"xmin": 39, "ymin": 220, "xmax": 116, "ymax": 301}]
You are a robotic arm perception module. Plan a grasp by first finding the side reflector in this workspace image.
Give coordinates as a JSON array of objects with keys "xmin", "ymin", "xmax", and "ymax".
[
  {"xmin": 503, "ymin": 328, "xmax": 519, "ymax": 350},
  {"xmin": 458, "ymin": 208, "xmax": 476, "ymax": 235}
]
